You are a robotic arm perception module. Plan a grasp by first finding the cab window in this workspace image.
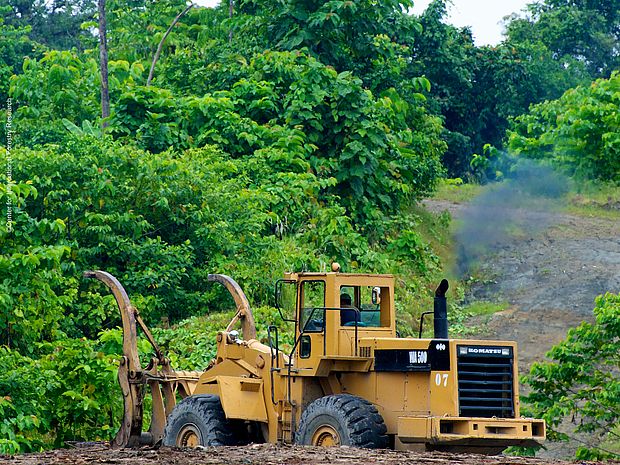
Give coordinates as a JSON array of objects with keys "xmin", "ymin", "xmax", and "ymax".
[
  {"xmin": 300, "ymin": 280, "xmax": 325, "ymax": 332},
  {"xmin": 339, "ymin": 285, "xmax": 383, "ymax": 327}
]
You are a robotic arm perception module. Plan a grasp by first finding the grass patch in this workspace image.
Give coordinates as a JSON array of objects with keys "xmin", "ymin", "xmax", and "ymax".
[
  {"xmin": 449, "ymin": 300, "xmax": 510, "ymax": 337},
  {"xmin": 566, "ymin": 204, "xmax": 620, "ymax": 220},
  {"xmin": 565, "ymin": 181, "xmax": 620, "ymax": 219},
  {"xmin": 432, "ymin": 179, "xmax": 483, "ymax": 203},
  {"xmin": 409, "ymin": 203, "xmax": 452, "ymax": 267},
  {"xmin": 599, "ymin": 426, "xmax": 620, "ymax": 457},
  {"xmin": 393, "ymin": 203, "xmax": 454, "ymax": 338},
  {"xmin": 463, "ymin": 300, "xmax": 510, "ymax": 317},
  {"xmin": 565, "ymin": 202, "xmax": 620, "ymax": 220}
]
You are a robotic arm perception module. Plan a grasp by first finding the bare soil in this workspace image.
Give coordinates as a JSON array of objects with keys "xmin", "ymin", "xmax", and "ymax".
[
  {"xmin": 423, "ymin": 199, "xmax": 620, "ymax": 372},
  {"xmin": 424, "ymin": 198, "xmax": 620, "ymax": 459},
  {"xmin": 1, "ymin": 443, "xmax": 613, "ymax": 465}
]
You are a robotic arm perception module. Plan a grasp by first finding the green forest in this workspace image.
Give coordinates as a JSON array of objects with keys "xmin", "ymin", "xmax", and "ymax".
[{"xmin": 0, "ymin": 0, "xmax": 618, "ymax": 458}]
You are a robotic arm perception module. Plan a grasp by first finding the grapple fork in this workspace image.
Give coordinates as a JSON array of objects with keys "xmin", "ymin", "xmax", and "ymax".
[
  {"xmin": 84, "ymin": 271, "xmax": 201, "ymax": 447},
  {"xmin": 84, "ymin": 271, "xmax": 258, "ymax": 447}
]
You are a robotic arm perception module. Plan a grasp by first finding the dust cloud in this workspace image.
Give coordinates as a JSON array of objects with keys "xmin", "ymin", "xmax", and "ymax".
[{"xmin": 455, "ymin": 160, "xmax": 569, "ymax": 277}]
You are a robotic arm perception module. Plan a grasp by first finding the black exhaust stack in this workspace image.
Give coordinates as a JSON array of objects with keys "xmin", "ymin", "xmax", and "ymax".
[{"xmin": 434, "ymin": 279, "xmax": 449, "ymax": 339}]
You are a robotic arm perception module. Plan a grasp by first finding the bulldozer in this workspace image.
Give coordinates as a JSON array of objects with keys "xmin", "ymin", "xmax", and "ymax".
[{"xmin": 85, "ymin": 264, "xmax": 545, "ymax": 454}]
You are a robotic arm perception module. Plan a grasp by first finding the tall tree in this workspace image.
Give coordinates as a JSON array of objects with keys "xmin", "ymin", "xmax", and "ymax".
[
  {"xmin": 505, "ymin": 0, "xmax": 620, "ymax": 77},
  {"xmin": 409, "ymin": 0, "xmax": 478, "ymax": 177},
  {"xmin": 98, "ymin": 0, "xmax": 110, "ymax": 127},
  {"xmin": 0, "ymin": 8, "xmax": 38, "ymax": 103},
  {"xmin": 236, "ymin": 0, "xmax": 418, "ymax": 88},
  {"xmin": 0, "ymin": 0, "xmax": 97, "ymax": 50},
  {"xmin": 409, "ymin": 0, "xmax": 589, "ymax": 177}
]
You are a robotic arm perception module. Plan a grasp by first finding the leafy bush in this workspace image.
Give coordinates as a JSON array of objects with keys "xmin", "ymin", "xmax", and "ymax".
[
  {"xmin": 3, "ymin": 138, "xmax": 278, "ymax": 336},
  {"xmin": 0, "ymin": 178, "xmax": 74, "ymax": 353},
  {"xmin": 0, "ymin": 340, "xmax": 120, "ymax": 454},
  {"xmin": 508, "ymin": 72, "xmax": 620, "ymax": 183},
  {"xmin": 524, "ymin": 293, "xmax": 620, "ymax": 459},
  {"xmin": 9, "ymin": 51, "xmax": 101, "ymax": 145},
  {"xmin": 108, "ymin": 50, "xmax": 444, "ymax": 225},
  {"xmin": 0, "ymin": 16, "xmax": 40, "ymax": 103}
]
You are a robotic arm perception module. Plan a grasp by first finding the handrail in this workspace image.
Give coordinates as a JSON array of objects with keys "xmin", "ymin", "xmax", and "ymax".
[
  {"xmin": 318, "ymin": 307, "xmax": 361, "ymax": 357},
  {"xmin": 419, "ymin": 310, "xmax": 434, "ymax": 338},
  {"xmin": 267, "ymin": 325, "xmax": 279, "ymax": 405}
]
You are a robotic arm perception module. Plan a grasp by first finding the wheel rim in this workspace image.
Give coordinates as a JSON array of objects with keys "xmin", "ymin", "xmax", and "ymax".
[
  {"xmin": 177, "ymin": 423, "xmax": 202, "ymax": 447},
  {"xmin": 311, "ymin": 425, "xmax": 341, "ymax": 446}
]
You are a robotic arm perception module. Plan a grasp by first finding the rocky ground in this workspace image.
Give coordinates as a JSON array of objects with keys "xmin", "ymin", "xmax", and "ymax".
[{"xmin": 2, "ymin": 443, "xmax": 615, "ymax": 465}]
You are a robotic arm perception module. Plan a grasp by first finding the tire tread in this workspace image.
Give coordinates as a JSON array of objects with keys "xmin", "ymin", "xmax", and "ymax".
[
  {"xmin": 296, "ymin": 394, "xmax": 388, "ymax": 448},
  {"xmin": 163, "ymin": 394, "xmax": 236, "ymax": 447}
]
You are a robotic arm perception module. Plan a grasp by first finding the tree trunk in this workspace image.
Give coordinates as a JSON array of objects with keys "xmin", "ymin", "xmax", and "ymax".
[
  {"xmin": 147, "ymin": 3, "xmax": 194, "ymax": 87},
  {"xmin": 229, "ymin": 0, "xmax": 233, "ymax": 42},
  {"xmin": 98, "ymin": 0, "xmax": 110, "ymax": 129}
]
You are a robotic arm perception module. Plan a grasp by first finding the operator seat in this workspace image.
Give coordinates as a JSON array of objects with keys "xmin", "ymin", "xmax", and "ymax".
[{"xmin": 340, "ymin": 293, "xmax": 359, "ymax": 326}]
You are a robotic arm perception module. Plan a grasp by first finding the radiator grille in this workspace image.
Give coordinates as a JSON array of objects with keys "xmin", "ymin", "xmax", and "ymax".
[{"xmin": 457, "ymin": 345, "xmax": 514, "ymax": 418}]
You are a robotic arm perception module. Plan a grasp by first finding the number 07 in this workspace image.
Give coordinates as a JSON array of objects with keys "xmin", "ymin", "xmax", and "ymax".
[{"xmin": 435, "ymin": 373, "xmax": 449, "ymax": 387}]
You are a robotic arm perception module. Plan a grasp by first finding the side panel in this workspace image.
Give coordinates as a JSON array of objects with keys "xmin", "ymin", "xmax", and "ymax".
[
  {"xmin": 375, "ymin": 372, "xmax": 432, "ymax": 434},
  {"xmin": 429, "ymin": 368, "xmax": 458, "ymax": 416},
  {"xmin": 429, "ymin": 339, "xmax": 458, "ymax": 416},
  {"xmin": 339, "ymin": 371, "xmax": 431, "ymax": 435},
  {"xmin": 216, "ymin": 376, "xmax": 269, "ymax": 422}
]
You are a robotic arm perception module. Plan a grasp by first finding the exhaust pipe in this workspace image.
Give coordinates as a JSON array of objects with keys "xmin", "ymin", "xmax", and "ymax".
[{"xmin": 434, "ymin": 279, "xmax": 449, "ymax": 339}]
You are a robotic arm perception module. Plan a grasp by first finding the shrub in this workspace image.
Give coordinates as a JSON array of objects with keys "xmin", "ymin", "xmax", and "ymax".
[{"xmin": 508, "ymin": 72, "xmax": 620, "ymax": 183}]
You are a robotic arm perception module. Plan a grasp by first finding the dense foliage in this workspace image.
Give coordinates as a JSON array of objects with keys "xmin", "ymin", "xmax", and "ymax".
[
  {"xmin": 0, "ymin": 0, "xmax": 97, "ymax": 50},
  {"xmin": 508, "ymin": 72, "xmax": 620, "ymax": 182},
  {"xmin": 0, "ymin": 340, "xmax": 119, "ymax": 453},
  {"xmin": 505, "ymin": 0, "xmax": 620, "ymax": 78},
  {"xmin": 524, "ymin": 293, "xmax": 620, "ymax": 460},
  {"xmin": 406, "ymin": 0, "xmax": 588, "ymax": 176},
  {"xmin": 0, "ymin": 0, "xmax": 617, "ymax": 455},
  {"xmin": 1, "ymin": 0, "xmax": 612, "ymax": 177}
]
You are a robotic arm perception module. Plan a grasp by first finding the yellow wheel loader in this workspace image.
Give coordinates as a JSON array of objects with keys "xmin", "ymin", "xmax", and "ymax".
[{"xmin": 85, "ymin": 265, "xmax": 545, "ymax": 454}]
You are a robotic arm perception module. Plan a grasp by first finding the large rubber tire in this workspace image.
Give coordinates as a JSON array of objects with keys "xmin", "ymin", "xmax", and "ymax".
[
  {"xmin": 295, "ymin": 394, "xmax": 388, "ymax": 448},
  {"xmin": 163, "ymin": 394, "xmax": 237, "ymax": 447}
]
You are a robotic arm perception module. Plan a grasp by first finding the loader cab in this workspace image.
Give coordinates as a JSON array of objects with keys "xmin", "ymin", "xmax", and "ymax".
[{"xmin": 278, "ymin": 269, "xmax": 396, "ymax": 373}]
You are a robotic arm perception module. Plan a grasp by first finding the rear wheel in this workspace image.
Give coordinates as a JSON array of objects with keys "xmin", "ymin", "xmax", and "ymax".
[
  {"xmin": 295, "ymin": 394, "xmax": 388, "ymax": 448},
  {"xmin": 163, "ymin": 395, "xmax": 236, "ymax": 447}
]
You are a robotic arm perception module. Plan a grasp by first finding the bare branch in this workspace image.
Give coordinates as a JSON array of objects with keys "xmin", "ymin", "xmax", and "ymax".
[{"xmin": 147, "ymin": 3, "xmax": 194, "ymax": 87}]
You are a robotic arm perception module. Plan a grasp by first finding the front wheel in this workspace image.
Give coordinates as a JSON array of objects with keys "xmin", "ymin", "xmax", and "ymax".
[
  {"xmin": 163, "ymin": 394, "xmax": 237, "ymax": 447},
  {"xmin": 295, "ymin": 394, "xmax": 388, "ymax": 448}
]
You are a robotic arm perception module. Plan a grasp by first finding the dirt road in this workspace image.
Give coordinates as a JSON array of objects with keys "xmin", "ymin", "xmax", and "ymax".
[
  {"xmin": 1, "ymin": 443, "xmax": 609, "ymax": 465},
  {"xmin": 424, "ymin": 199, "xmax": 620, "ymax": 372},
  {"xmin": 472, "ymin": 214, "xmax": 620, "ymax": 370},
  {"xmin": 424, "ymin": 197, "xmax": 620, "ymax": 459}
]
